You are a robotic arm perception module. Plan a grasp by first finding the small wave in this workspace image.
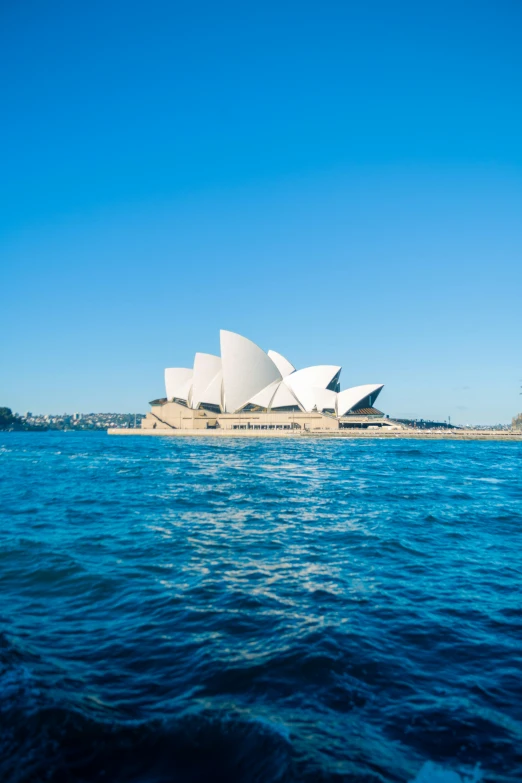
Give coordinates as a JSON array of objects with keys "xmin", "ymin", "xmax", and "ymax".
[
  {"xmin": 1, "ymin": 434, "xmax": 521, "ymax": 782},
  {"xmin": 0, "ymin": 634, "xmax": 42, "ymax": 721},
  {"xmin": 410, "ymin": 760, "xmax": 483, "ymax": 783},
  {"xmin": 0, "ymin": 704, "xmax": 293, "ymax": 783}
]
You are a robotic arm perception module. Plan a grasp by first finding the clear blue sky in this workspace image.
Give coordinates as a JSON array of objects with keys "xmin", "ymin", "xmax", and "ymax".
[{"xmin": 1, "ymin": 0, "xmax": 521, "ymax": 423}]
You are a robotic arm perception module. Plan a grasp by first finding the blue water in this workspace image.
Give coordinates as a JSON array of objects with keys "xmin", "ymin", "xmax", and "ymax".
[{"xmin": 0, "ymin": 433, "xmax": 521, "ymax": 783}]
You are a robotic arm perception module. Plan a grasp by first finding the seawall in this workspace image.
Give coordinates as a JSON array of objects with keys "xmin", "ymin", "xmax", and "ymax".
[{"xmin": 108, "ymin": 428, "xmax": 522, "ymax": 441}]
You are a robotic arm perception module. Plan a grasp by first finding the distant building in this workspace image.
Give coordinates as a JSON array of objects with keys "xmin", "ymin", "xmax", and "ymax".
[{"xmin": 142, "ymin": 329, "xmax": 400, "ymax": 432}]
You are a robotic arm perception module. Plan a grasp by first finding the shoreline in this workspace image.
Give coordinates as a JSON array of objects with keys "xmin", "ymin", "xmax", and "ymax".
[{"xmin": 108, "ymin": 428, "xmax": 522, "ymax": 441}]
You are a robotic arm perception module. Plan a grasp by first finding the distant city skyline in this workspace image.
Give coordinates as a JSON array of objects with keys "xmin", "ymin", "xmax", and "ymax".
[{"xmin": 1, "ymin": 1, "xmax": 521, "ymax": 424}]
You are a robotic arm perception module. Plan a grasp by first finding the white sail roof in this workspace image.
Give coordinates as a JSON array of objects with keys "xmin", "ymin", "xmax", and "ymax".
[
  {"xmin": 165, "ymin": 368, "xmax": 193, "ymax": 402},
  {"xmin": 201, "ymin": 369, "xmax": 223, "ymax": 409},
  {"xmin": 267, "ymin": 350, "xmax": 295, "ymax": 378},
  {"xmin": 337, "ymin": 384, "xmax": 384, "ymax": 416},
  {"xmin": 220, "ymin": 330, "xmax": 282, "ymax": 413},
  {"xmin": 191, "ymin": 353, "xmax": 222, "ymax": 409},
  {"xmin": 284, "ymin": 365, "xmax": 341, "ymax": 412},
  {"xmin": 270, "ymin": 382, "xmax": 302, "ymax": 409},
  {"xmin": 313, "ymin": 388, "xmax": 338, "ymax": 412},
  {"xmin": 247, "ymin": 380, "xmax": 280, "ymax": 409},
  {"xmin": 162, "ymin": 331, "xmax": 385, "ymax": 419}
]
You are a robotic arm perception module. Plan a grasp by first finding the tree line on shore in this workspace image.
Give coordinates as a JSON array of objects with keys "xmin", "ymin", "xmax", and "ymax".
[{"xmin": 0, "ymin": 408, "xmax": 46, "ymax": 431}]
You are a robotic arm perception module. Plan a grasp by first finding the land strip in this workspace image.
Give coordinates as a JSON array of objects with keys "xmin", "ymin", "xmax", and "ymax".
[{"xmin": 108, "ymin": 428, "xmax": 522, "ymax": 441}]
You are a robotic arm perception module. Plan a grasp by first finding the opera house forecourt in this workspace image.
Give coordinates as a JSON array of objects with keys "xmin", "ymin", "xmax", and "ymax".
[{"xmin": 131, "ymin": 329, "xmax": 398, "ymax": 434}]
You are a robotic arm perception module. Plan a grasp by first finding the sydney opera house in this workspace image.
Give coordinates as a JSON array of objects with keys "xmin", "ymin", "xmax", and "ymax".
[{"xmin": 141, "ymin": 330, "xmax": 393, "ymax": 432}]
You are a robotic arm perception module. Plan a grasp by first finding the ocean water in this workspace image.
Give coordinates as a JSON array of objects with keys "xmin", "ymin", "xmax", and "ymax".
[{"xmin": 0, "ymin": 433, "xmax": 521, "ymax": 783}]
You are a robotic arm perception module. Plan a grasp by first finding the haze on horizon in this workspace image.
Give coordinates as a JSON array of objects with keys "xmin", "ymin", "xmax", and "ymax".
[{"xmin": 1, "ymin": 1, "xmax": 521, "ymax": 425}]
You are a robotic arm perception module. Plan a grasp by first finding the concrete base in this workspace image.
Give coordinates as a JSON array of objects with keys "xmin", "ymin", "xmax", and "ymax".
[{"xmin": 108, "ymin": 428, "xmax": 522, "ymax": 441}]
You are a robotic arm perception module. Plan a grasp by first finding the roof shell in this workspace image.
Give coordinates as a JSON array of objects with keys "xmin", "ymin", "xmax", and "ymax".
[
  {"xmin": 284, "ymin": 365, "xmax": 341, "ymax": 412},
  {"xmin": 267, "ymin": 350, "xmax": 295, "ymax": 378},
  {"xmin": 247, "ymin": 380, "xmax": 280, "ymax": 409},
  {"xmin": 220, "ymin": 330, "xmax": 282, "ymax": 412},
  {"xmin": 313, "ymin": 388, "xmax": 338, "ymax": 412},
  {"xmin": 337, "ymin": 384, "xmax": 384, "ymax": 416},
  {"xmin": 165, "ymin": 368, "xmax": 193, "ymax": 402},
  {"xmin": 270, "ymin": 382, "xmax": 302, "ymax": 410},
  {"xmin": 201, "ymin": 369, "xmax": 223, "ymax": 410},
  {"xmin": 163, "ymin": 330, "xmax": 385, "ymax": 419},
  {"xmin": 191, "ymin": 353, "xmax": 222, "ymax": 409}
]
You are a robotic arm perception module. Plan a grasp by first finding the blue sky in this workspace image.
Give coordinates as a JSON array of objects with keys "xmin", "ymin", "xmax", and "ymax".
[{"xmin": 1, "ymin": 0, "xmax": 521, "ymax": 423}]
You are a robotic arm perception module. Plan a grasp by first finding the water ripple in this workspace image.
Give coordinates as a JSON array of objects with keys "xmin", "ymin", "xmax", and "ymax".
[{"xmin": 1, "ymin": 433, "xmax": 521, "ymax": 782}]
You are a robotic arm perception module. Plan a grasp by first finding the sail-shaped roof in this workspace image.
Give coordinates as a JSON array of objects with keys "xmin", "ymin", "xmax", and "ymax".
[
  {"xmin": 267, "ymin": 350, "xmax": 295, "ymax": 378},
  {"xmin": 165, "ymin": 368, "xmax": 193, "ymax": 402},
  {"xmin": 191, "ymin": 353, "xmax": 222, "ymax": 409},
  {"xmin": 162, "ymin": 331, "xmax": 384, "ymax": 420},
  {"xmin": 270, "ymin": 383, "xmax": 301, "ymax": 409},
  {"xmin": 284, "ymin": 365, "xmax": 341, "ymax": 412},
  {"xmin": 337, "ymin": 384, "xmax": 384, "ymax": 416},
  {"xmin": 247, "ymin": 380, "xmax": 280, "ymax": 409},
  {"xmin": 313, "ymin": 388, "xmax": 338, "ymax": 412},
  {"xmin": 201, "ymin": 370, "xmax": 223, "ymax": 409},
  {"xmin": 220, "ymin": 330, "xmax": 282, "ymax": 413}
]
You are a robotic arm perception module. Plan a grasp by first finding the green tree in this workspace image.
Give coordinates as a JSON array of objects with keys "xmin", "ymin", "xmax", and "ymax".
[
  {"xmin": 0, "ymin": 407, "xmax": 25, "ymax": 430},
  {"xmin": 0, "ymin": 407, "xmax": 15, "ymax": 429}
]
